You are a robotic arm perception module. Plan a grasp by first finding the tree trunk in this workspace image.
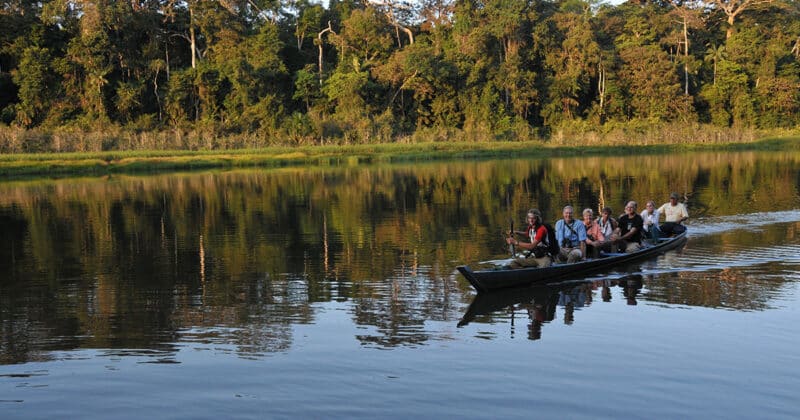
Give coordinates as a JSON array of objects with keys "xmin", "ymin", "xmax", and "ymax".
[
  {"xmin": 190, "ymin": 7, "xmax": 197, "ymax": 69},
  {"xmin": 726, "ymin": 14, "xmax": 735, "ymax": 39},
  {"xmin": 597, "ymin": 62, "xmax": 605, "ymax": 123},
  {"xmin": 683, "ymin": 16, "xmax": 689, "ymax": 95},
  {"xmin": 399, "ymin": 25, "xmax": 414, "ymax": 45},
  {"xmin": 713, "ymin": 58, "xmax": 717, "ymax": 86},
  {"xmin": 317, "ymin": 22, "xmax": 334, "ymax": 83}
]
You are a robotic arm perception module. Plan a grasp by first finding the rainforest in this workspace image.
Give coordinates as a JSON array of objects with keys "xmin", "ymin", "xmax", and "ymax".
[{"xmin": 1, "ymin": 0, "xmax": 799, "ymax": 152}]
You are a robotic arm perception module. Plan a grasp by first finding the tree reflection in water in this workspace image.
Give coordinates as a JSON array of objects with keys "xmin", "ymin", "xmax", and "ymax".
[{"xmin": 0, "ymin": 150, "xmax": 799, "ymax": 361}]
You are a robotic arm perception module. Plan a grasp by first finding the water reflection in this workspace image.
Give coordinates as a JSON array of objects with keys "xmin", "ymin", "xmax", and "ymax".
[
  {"xmin": 0, "ymin": 150, "xmax": 799, "ymax": 362},
  {"xmin": 459, "ymin": 249, "xmax": 800, "ymax": 342},
  {"xmin": 459, "ymin": 275, "xmax": 642, "ymax": 340}
]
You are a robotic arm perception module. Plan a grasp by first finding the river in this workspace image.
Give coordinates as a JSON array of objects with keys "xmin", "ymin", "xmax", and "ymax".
[{"xmin": 1, "ymin": 150, "xmax": 799, "ymax": 418}]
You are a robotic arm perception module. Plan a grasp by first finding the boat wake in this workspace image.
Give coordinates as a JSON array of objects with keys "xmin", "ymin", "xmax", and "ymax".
[
  {"xmin": 580, "ymin": 243, "xmax": 800, "ymax": 282},
  {"xmin": 655, "ymin": 243, "xmax": 800, "ymax": 271},
  {"xmin": 686, "ymin": 210, "xmax": 800, "ymax": 237}
]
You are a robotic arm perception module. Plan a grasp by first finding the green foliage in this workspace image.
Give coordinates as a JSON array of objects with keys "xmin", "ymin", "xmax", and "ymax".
[
  {"xmin": 12, "ymin": 46, "xmax": 55, "ymax": 127},
  {"xmin": 619, "ymin": 44, "xmax": 692, "ymax": 121},
  {"xmin": 0, "ymin": 0, "xmax": 797, "ymax": 148},
  {"xmin": 165, "ymin": 69, "xmax": 198, "ymax": 125}
]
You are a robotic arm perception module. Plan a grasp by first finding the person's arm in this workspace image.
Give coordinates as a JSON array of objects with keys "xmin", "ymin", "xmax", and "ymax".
[
  {"xmin": 508, "ymin": 227, "xmax": 543, "ymax": 250},
  {"xmin": 508, "ymin": 236, "xmax": 528, "ymax": 249},
  {"xmin": 656, "ymin": 203, "xmax": 667, "ymax": 216},
  {"xmin": 509, "ymin": 233, "xmax": 530, "ymax": 250},
  {"xmin": 531, "ymin": 226, "xmax": 546, "ymax": 248},
  {"xmin": 577, "ymin": 222, "xmax": 587, "ymax": 259},
  {"xmin": 678, "ymin": 205, "xmax": 689, "ymax": 224},
  {"xmin": 585, "ymin": 226, "xmax": 595, "ymax": 246},
  {"xmin": 619, "ymin": 217, "xmax": 639, "ymax": 241},
  {"xmin": 628, "ymin": 216, "xmax": 644, "ymax": 241},
  {"xmin": 555, "ymin": 220, "xmax": 564, "ymax": 246},
  {"xmin": 610, "ymin": 218, "xmax": 620, "ymax": 241},
  {"xmin": 620, "ymin": 227, "xmax": 638, "ymax": 241},
  {"xmin": 595, "ymin": 224, "xmax": 606, "ymax": 242}
]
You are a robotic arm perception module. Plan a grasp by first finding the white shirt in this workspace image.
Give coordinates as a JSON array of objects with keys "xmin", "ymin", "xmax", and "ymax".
[
  {"xmin": 657, "ymin": 202, "xmax": 689, "ymax": 223},
  {"xmin": 598, "ymin": 217, "xmax": 615, "ymax": 238},
  {"xmin": 640, "ymin": 209, "xmax": 660, "ymax": 232}
]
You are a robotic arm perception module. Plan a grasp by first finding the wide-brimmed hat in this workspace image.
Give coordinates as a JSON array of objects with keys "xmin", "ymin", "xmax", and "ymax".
[{"xmin": 670, "ymin": 192, "xmax": 680, "ymax": 199}]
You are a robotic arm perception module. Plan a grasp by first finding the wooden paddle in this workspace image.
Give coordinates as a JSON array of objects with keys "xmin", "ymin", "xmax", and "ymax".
[{"xmin": 508, "ymin": 218, "xmax": 515, "ymax": 257}]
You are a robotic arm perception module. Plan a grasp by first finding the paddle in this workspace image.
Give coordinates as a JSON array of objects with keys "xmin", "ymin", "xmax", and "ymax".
[
  {"xmin": 504, "ymin": 191, "xmax": 517, "ymax": 257},
  {"xmin": 508, "ymin": 218, "xmax": 515, "ymax": 257}
]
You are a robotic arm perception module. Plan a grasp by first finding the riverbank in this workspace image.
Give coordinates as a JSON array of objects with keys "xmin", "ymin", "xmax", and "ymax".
[{"xmin": 0, "ymin": 134, "xmax": 798, "ymax": 178}]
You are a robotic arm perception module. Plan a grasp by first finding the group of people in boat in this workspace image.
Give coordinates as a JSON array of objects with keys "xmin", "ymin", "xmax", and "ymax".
[{"xmin": 505, "ymin": 192, "xmax": 689, "ymax": 269}]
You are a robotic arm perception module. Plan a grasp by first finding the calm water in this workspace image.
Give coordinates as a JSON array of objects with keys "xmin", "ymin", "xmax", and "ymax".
[{"xmin": 2, "ymin": 150, "xmax": 800, "ymax": 419}]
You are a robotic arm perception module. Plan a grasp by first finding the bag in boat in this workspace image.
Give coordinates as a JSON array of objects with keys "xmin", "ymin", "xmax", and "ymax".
[
  {"xmin": 531, "ymin": 245, "xmax": 548, "ymax": 258},
  {"xmin": 541, "ymin": 223, "xmax": 560, "ymax": 257}
]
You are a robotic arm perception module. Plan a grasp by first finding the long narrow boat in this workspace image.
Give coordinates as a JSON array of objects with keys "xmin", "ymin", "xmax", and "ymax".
[{"xmin": 457, "ymin": 231, "xmax": 688, "ymax": 292}]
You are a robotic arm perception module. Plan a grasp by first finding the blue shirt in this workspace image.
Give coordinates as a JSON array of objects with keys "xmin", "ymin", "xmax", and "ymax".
[{"xmin": 555, "ymin": 219, "xmax": 587, "ymax": 248}]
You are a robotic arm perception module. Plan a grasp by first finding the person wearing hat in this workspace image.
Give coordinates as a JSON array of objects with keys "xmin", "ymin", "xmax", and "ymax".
[
  {"xmin": 657, "ymin": 192, "xmax": 689, "ymax": 236},
  {"xmin": 506, "ymin": 209, "xmax": 553, "ymax": 268}
]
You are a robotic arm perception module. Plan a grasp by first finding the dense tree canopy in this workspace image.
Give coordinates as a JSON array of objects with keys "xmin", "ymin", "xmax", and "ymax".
[{"xmin": 0, "ymin": 0, "xmax": 798, "ymax": 148}]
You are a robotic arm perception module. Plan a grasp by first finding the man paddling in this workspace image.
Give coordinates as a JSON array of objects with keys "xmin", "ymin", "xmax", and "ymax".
[{"xmin": 506, "ymin": 209, "xmax": 553, "ymax": 268}]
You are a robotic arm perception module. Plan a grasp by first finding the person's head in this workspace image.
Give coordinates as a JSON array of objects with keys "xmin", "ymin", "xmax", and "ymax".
[
  {"xmin": 669, "ymin": 192, "xmax": 680, "ymax": 203},
  {"xmin": 582, "ymin": 208, "xmax": 594, "ymax": 222},
  {"xmin": 562, "ymin": 206, "xmax": 574, "ymax": 221},
  {"xmin": 527, "ymin": 209, "xmax": 542, "ymax": 225},
  {"xmin": 601, "ymin": 207, "xmax": 613, "ymax": 219},
  {"xmin": 645, "ymin": 200, "xmax": 656, "ymax": 214},
  {"xmin": 625, "ymin": 201, "xmax": 637, "ymax": 215}
]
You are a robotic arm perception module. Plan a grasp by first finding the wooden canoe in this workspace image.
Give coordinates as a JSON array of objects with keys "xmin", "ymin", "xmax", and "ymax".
[{"xmin": 457, "ymin": 231, "xmax": 687, "ymax": 293}]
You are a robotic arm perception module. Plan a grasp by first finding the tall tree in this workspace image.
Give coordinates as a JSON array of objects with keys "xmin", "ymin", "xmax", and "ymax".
[
  {"xmin": 707, "ymin": 0, "xmax": 776, "ymax": 39},
  {"xmin": 542, "ymin": 0, "xmax": 601, "ymax": 125}
]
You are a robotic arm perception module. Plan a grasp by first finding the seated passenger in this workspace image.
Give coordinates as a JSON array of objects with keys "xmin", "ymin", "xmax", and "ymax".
[
  {"xmin": 555, "ymin": 205, "xmax": 586, "ymax": 263},
  {"xmin": 506, "ymin": 209, "xmax": 553, "ymax": 269},
  {"xmin": 582, "ymin": 208, "xmax": 604, "ymax": 259},
  {"xmin": 615, "ymin": 201, "xmax": 644, "ymax": 253},
  {"xmin": 640, "ymin": 200, "xmax": 661, "ymax": 243},
  {"xmin": 598, "ymin": 207, "xmax": 619, "ymax": 244},
  {"xmin": 657, "ymin": 192, "xmax": 689, "ymax": 235}
]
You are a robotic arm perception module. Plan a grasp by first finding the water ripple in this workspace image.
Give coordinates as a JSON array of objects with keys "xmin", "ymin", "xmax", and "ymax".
[{"xmin": 687, "ymin": 210, "xmax": 800, "ymax": 237}]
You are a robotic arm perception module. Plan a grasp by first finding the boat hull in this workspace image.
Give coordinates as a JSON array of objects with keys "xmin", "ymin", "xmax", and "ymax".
[{"xmin": 457, "ymin": 231, "xmax": 687, "ymax": 292}]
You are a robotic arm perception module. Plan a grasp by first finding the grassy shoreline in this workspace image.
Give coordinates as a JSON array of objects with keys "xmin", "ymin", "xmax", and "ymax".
[{"xmin": 0, "ymin": 135, "xmax": 798, "ymax": 179}]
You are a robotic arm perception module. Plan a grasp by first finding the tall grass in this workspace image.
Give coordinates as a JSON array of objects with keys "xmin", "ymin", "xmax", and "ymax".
[
  {"xmin": 3, "ymin": 121, "xmax": 793, "ymax": 154},
  {"xmin": 0, "ymin": 122, "xmax": 798, "ymax": 178}
]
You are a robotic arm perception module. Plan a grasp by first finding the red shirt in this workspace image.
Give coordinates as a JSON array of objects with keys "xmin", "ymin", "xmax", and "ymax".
[{"xmin": 528, "ymin": 224, "xmax": 547, "ymax": 244}]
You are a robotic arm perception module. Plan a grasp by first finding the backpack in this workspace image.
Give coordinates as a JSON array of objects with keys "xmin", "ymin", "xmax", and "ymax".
[{"xmin": 542, "ymin": 223, "xmax": 560, "ymax": 257}]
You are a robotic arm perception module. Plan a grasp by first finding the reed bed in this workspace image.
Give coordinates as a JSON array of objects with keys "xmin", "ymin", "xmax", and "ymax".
[{"xmin": 0, "ymin": 123, "xmax": 797, "ymax": 178}]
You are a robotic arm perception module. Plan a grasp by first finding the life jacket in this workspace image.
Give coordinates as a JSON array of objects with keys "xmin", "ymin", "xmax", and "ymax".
[{"xmin": 522, "ymin": 223, "xmax": 535, "ymax": 239}]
